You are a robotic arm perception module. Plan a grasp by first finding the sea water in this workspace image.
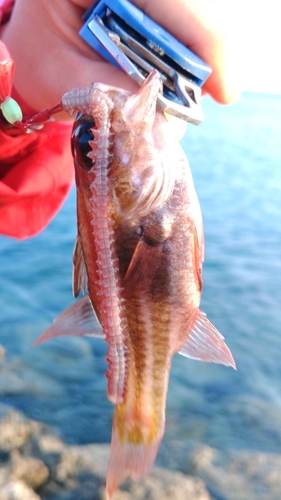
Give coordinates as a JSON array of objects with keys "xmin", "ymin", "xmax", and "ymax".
[{"xmin": 1, "ymin": 92, "xmax": 281, "ymax": 460}]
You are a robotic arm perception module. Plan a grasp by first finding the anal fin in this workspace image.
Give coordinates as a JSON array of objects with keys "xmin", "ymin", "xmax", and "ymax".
[
  {"xmin": 33, "ymin": 295, "xmax": 104, "ymax": 346},
  {"xmin": 179, "ymin": 310, "xmax": 236, "ymax": 369}
]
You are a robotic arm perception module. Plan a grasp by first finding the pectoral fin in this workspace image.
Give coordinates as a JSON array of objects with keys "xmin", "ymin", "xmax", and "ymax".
[
  {"xmin": 73, "ymin": 236, "xmax": 88, "ymax": 298},
  {"xmin": 179, "ymin": 310, "xmax": 236, "ymax": 369},
  {"xmin": 191, "ymin": 221, "xmax": 203, "ymax": 293},
  {"xmin": 123, "ymin": 238, "xmax": 163, "ymax": 294},
  {"xmin": 33, "ymin": 295, "xmax": 104, "ymax": 347}
]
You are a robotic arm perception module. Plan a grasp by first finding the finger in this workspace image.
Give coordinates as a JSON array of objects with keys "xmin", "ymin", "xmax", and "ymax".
[
  {"xmin": 1, "ymin": 0, "xmax": 137, "ymax": 112},
  {"xmin": 132, "ymin": 0, "xmax": 241, "ymax": 103},
  {"xmin": 73, "ymin": 0, "xmax": 241, "ymax": 103}
]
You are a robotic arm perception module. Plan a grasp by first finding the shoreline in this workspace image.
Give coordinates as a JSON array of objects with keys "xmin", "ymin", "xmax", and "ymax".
[
  {"xmin": 0, "ymin": 405, "xmax": 210, "ymax": 500},
  {"xmin": 0, "ymin": 405, "xmax": 281, "ymax": 500}
]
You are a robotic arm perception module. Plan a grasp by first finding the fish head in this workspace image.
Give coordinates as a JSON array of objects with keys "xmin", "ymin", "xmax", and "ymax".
[{"xmin": 69, "ymin": 70, "xmax": 176, "ymax": 227}]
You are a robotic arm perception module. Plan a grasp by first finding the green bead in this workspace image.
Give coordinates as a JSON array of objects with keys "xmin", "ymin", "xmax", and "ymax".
[{"xmin": 1, "ymin": 97, "xmax": 23, "ymax": 124}]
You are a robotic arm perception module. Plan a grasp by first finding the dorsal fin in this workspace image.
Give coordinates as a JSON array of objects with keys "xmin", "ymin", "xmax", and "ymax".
[
  {"xmin": 32, "ymin": 295, "xmax": 103, "ymax": 347},
  {"xmin": 179, "ymin": 310, "xmax": 236, "ymax": 369}
]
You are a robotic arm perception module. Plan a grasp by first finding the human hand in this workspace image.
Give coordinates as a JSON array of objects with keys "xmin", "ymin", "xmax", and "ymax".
[
  {"xmin": 1, "ymin": 0, "xmax": 240, "ymax": 117},
  {"xmin": 133, "ymin": 0, "xmax": 241, "ymax": 104}
]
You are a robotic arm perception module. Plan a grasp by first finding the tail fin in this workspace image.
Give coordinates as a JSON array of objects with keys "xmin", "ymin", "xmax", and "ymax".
[{"xmin": 106, "ymin": 417, "xmax": 164, "ymax": 499}]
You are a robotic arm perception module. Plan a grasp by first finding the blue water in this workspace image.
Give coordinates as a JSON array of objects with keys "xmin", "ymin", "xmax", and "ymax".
[{"xmin": 1, "ymin": 92, "xmax": 281, "ymax": 461}]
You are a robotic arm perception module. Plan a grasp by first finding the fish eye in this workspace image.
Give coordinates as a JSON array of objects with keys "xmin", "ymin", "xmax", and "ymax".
[{"xmin": 71, "ymin": 113, "xmax": 95, "ymax": 170}]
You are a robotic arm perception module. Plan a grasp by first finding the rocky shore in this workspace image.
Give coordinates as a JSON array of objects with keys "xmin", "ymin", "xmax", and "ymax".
[
  {"xmin": 0, "ymin": 405, "xmax": 211, "ymax": 500},
  {"xmin": 0, "ymin": 405, "xmax": 281, "ymax": 500}
]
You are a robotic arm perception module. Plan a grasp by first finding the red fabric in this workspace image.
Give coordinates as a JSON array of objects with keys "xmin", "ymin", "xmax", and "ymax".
[
  {"xmin": 0, "ymin": 121, "xmax": 74, "ymax": 239},
  {"xmin": 0, "ymin": 0, "xmax": 74, "ymax": 239},
  {"xmin": 0, "ymin": 0, "xmax": 14, "ymax": 24}
]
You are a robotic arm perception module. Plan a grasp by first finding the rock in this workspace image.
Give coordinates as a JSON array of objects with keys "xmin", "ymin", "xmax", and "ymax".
[
  {"xmin": 120, "ymin": 468, "xmax": 211, "ymax": 500},
  {"xmin": 2, "ymin": 405, "xmax": 281, "ymax": 500},
  {"xmin": 36, "ymin": 434, "xmax": 66, "ymax": 456},
  {"xmin": 0, "ymin": 407, "xmax": 212, "ymax": 500},
  {"xmin": 0, "ymin": 407, "xmax": 45, "ymax": 453},
  {"xmin": 0, "ymin": 452, "xmax": 49, "ymax": 490},
  {"xmin": 34, "ymin": 432, "xmax": 67, "ymax": 471},
  {"xmin": 0, "ymin": 409, "xmax": 33, "ymax": 452},
  {"xmin": 54, "ymin": 444, "xmax": 109, "ymax": 482},
  {"xmin": 0, "ymin": 480, "xmax": 41, "ymax": 500},
  {"xmin": 9, "ymin": 452, "xmax": 49, "ymax": 489},
  {"xmin": 0, "ymin": 345, "xmax": 5, "ymax": 363},
  {"xmin": 5, "ymin": 405, "xmax": 281, "ymax": 500},
  {"xmin": 43, "ymin": 443, "xmax": 211, "ymax": 500},
  {"xmin": 186, "ymin": 444, "xmax": 281, "ymax": 500},
  {"xmin": 0, "ymin": 408, "xmax": 50, "ymax": 498}
]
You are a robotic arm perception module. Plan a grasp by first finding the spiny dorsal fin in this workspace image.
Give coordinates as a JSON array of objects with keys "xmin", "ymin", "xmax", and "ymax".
[
  {"xmin": 179, "ymin": 310, "xmax": 236, "ymax": 369},
  {"xmin": 122, "ymin": 70, "xmax": 161, "ymax": 135},
  {"xmin": 32, "ymin": 295, "xmax": 103, "ymax": 347}
]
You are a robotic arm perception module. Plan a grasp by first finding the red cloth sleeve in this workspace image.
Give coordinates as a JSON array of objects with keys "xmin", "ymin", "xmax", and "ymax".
[
  {"xmin": 0, "ymin": 0, "xmax": 74, "ymax": 240},
  {"xmin": 0, "ymin": 121, "xmax": 74, "ymax": 239}
]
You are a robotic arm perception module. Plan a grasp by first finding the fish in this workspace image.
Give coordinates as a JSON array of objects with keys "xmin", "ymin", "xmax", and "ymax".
[{"xmin": 33, "ymin": 70, "xmax": 236, "ymax": 498}]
